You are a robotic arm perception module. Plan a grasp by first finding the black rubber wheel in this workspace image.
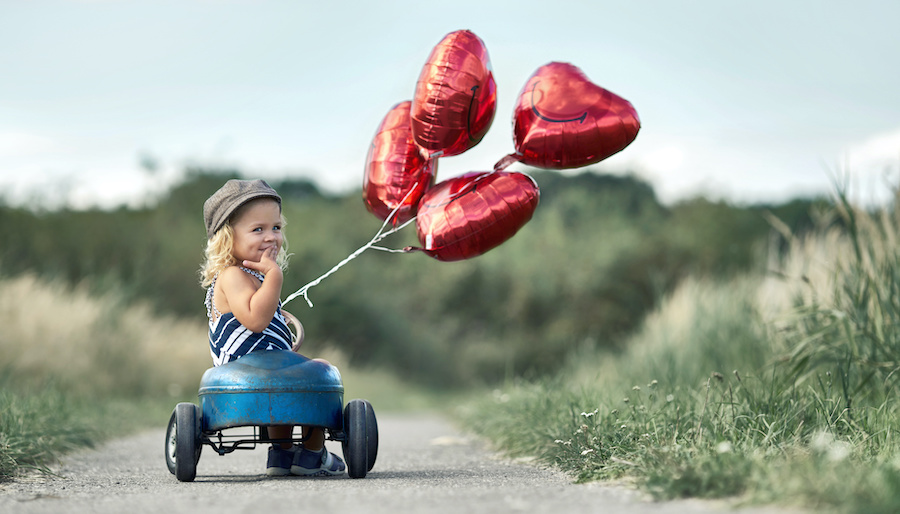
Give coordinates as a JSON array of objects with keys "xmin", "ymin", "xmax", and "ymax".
[
  {"xmin": 171, "ymin": 402, "xmax": 201, "ymax": 482},
  {"xmin": 364, "ymin": 400, "xmax": 378, "ymax": 471},
  {"xmin": 165, "ymin": 409, "xmax": 178, "ymax": 475},
  {"xmin": 342, "ymin": 399, "xmax": 375, "ymax": 478}
]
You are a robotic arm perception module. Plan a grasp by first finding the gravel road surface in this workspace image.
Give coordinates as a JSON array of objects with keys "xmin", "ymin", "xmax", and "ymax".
[{"xmin": 1, "ymin": 412, "xmax": 797, "ymax": 514}]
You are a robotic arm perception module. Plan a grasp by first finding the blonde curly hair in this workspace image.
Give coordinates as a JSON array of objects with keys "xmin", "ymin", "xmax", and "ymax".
[{"xmin": 198, "ymin": 214, "xmax": 290, "ymax": 288}]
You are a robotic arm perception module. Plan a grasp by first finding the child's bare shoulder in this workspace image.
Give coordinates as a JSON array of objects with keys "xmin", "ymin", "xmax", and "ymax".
[{"xmin": 218, "ymin": 266, "xmax": 257, "ymax": 288}]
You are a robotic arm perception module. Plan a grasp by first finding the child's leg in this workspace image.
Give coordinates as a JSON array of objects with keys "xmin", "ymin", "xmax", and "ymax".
[
  {"xmin": 301, "ymin": 426, "xmax": 325, "ymax": 451},
  {"xmin": 292, "ymin": 426, "xmax": 344, "ymax": 475},
  {"xmin": 268, "ymin": 425, "xmax": 293, "ymax": 450},
  {"xmin": 265, "ymin": 425, "xmax": 298, "ymax": 476}
]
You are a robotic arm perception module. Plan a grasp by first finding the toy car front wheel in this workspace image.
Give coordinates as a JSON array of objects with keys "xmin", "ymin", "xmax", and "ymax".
[
  {"xmin": 165, "ymin": 402, "xmax": 202, "ymax": 482},
  {"xmin": 342, "ymin": 399, "xmax": 378, "ymax": 478},
  {"xmin": 365, "ymin": 402, "xmax": 378, "ymax": 471}
]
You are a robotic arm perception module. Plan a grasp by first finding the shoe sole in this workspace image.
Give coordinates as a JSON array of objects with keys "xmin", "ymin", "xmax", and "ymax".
[{"xmin": 290, "ymin": 466, "xmax": 343, "ymax": 476}]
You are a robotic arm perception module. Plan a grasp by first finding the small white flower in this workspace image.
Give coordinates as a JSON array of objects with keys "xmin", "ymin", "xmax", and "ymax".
[
  {"xmin": 716, "ymin": 441, "xmax": 733, "ymax": 454},
  {"xmin": 580, "ymin": 409, "xmax": 598, "ymax": 418},
  {"xmin": 890, "ymin": 455, "xmax": 900, "ymax": 471},
  {"xmin": 811, "ymin": 430, "xmax": 834, "ymax": 452},
  {"xmin": 828, "ymin": 442, "xmax": 851, "ymax": 462},
  {"xmin": 666, "ymin": 394, "xmax": 675, "ymax": 403}
]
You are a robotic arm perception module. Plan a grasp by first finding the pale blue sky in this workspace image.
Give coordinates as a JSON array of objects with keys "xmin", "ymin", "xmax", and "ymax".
[{"xmin": 1, "ymin": 0, "xmax": 898, "ymax": 208}]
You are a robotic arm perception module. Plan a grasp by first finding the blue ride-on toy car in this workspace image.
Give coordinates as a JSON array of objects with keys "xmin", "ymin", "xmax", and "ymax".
[{"xmin": 164, "ymin": 349, "xmax": 378, "ymax": 481}]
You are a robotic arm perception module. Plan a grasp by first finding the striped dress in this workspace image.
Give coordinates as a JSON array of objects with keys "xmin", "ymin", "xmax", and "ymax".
[{"xmin": 205, "ymin": 267, "xmax": 293, "ymax": 367}]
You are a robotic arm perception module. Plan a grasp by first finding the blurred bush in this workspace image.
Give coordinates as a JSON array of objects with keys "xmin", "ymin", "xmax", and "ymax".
[
  {"xmin": 0, "ymin": 168, "xmax": 827, "ymax": 387},
  {"xmin": 0, "ymin": 274, "xmax": 210, "ymax": 397}
]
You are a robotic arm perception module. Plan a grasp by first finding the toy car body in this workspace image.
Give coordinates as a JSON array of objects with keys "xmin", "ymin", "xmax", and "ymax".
[{"xmin": 165, "ymin": 350, "xmax": 377, "ymax": 481}]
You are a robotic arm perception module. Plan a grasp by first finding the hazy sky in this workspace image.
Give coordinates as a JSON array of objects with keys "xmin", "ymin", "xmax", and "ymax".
[{"xmin": 1, "ymin": 0, "xmax": 898, "ymax": 208}]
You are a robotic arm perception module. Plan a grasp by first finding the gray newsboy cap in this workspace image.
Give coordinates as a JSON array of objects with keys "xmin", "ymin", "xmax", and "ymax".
[{"xmin": 203, "ymin": 179, "xmax": 282, "ymax": 239}]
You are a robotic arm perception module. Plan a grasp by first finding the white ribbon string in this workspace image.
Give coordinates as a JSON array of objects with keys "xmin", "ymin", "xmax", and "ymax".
[{"xmin": 282, "ymin": 187, "xmax": 418, "ymax": 308}]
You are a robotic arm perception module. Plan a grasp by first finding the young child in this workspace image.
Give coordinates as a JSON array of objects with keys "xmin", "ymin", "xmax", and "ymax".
[{"xmin": 199, "ymin": 178, "xmax": 345, "ymax": 477}]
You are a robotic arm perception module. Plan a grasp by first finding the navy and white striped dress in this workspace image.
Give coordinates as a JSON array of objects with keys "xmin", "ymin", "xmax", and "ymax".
[{"xmin": 205, "ymin": 267, "xmax": 293, "ymax": 367}]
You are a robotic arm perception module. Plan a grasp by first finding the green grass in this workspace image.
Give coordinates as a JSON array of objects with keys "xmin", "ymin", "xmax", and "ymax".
[
  {"xmin": 458, "ymin": 190, "xmax": 900, "ymax": 512},
  {"xmin": 0, "ymin": 385, "xmax": 95, "ymax": 478},
  {"xmin": 0, "ymin": 381, "xmax": 181, "ymax": 480}
]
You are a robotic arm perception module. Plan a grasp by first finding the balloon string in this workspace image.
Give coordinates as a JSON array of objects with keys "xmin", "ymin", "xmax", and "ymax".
[
  {"xmin": 282, "ymin": 188, "xmax": 418, "ymax": 309},
  {"xmin": 370, "ymin": 245, "xmax": 409, "ymax": 253}
]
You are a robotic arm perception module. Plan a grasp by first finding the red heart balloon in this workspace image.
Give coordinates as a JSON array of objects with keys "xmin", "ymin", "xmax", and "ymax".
[
  {"xmin": 500, "ymin": 62, "xmax": 640, "ymax": 170},
  {"xmin": 407, "ymin": 171, "xmax": 540, "ymax": 261},
  {"xmin": 363, "ymin": 101, "xmax": 437, "ymax": 225},
  {"xmin": 411, "ymin": 30, "xmax": 497, "ymax": 159}
]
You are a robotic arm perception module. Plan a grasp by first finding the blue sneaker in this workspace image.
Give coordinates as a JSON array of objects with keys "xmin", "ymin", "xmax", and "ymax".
[
  {"xmin": 290, "ymin": 447, "xmax": 346, "ymax": 476},
  {"xmin": 266, "ymin": 445, "xmax": 298, "ymax": 476}
]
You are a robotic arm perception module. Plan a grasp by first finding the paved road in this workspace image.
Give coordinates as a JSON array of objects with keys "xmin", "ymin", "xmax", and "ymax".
[{"xmin": 1, "ymin": 412, "xmax": 797, "ymax": 514}]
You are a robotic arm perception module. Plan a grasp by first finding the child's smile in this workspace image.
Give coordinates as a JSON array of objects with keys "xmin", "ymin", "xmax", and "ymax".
[{"xmin": 230, "ymin": 199, "xmax": 284, "ymax": 265}]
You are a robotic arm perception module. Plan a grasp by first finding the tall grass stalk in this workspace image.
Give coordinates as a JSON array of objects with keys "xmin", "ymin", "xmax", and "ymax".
[
  {"xmin": 783, "ymin": 189, "xmax": 900, "ymax": 411},
  {"xmin": 460, "ymin": 190, "xmax": 900, "ymax": 512}
]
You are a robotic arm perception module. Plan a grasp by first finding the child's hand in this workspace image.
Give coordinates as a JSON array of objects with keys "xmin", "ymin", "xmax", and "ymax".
[
  {"xmin": 242, "ymin": 246, "xmax": 282, "ymax": 278},
  {"xmin": 224, "ymin": 245, "xmax": 284, "ymax": 333}
]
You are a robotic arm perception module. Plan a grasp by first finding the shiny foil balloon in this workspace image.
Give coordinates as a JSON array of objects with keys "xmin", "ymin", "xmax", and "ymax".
[
  {"xmin": 411, "ymin": 30, "xmax": 497, "ymax": 159},
  {"xmin": 501, "ymin": 62, "xmax": 640, "ymax": 170},
  {"xmin": 407, "ymin": 171, "xmax": 540, "ymax": 262},
  {"xmin": 363, "ymin": 101, "xmax": 437, "ymax": 225}
]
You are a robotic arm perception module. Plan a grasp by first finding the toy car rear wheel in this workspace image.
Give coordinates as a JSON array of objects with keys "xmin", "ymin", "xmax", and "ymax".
[
  {"xmin": 165, "ymin": 402, "xmax": 202, "ymax": 482},
  {"xmin": 165, "ymin": 410, "xmax": 177, "ymax": 475},
  {"xmin": 342, "ymin": 399, "xmax": 377, "ymax": 478}
]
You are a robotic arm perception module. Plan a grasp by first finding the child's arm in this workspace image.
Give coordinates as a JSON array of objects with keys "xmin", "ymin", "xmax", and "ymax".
[{"xmin": 219, "ymin": 247, "xmax": 284, "ymax": 333}]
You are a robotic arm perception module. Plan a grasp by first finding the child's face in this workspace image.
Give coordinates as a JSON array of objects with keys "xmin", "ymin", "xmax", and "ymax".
[{"xmin": 229, "ymin": 198, "xmax": 283, "ymax": 264}]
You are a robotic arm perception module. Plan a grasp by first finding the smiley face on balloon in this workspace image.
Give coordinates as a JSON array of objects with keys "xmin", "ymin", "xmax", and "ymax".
[{"xmin": 497, "ymin": 62, "xmax": 641, "ymax": 170}]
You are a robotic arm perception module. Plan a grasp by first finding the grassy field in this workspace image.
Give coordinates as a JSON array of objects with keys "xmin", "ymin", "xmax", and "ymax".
[
  {"xmin": 4, "ymin": 171, "xmax": 899, "ymax": 512},
  {"xmin": 459, "ymin": 192, "xmax": 900, "ymax": 513}
]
